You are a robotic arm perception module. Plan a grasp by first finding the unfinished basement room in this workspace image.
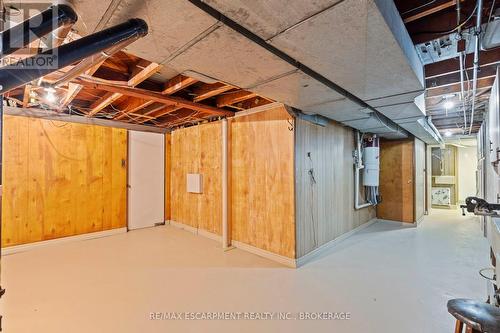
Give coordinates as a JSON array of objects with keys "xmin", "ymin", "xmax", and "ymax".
[{"xmin": 0, "ymin": 0, "xmax": 500, "ymax": 332}]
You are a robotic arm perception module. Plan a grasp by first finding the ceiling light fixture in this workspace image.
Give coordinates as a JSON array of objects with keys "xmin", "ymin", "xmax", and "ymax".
[
  {"xmin": 444, "ymin": 131, "xmax": 453, "ymax": 137},
  {"xmin": 44, "ymin": 87, "xmax": 56, "ymax": 103}
]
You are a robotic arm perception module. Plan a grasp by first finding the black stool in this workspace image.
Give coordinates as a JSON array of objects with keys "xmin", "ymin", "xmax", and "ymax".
[{"xmin": 448, "ymin": 299, "xmax": 500, "ymax": 333}]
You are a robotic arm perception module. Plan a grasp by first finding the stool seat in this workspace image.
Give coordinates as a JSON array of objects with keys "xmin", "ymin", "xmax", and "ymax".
[{"xmin": 448, "ymin": 299, "xmax": 500, "ymax": 333}]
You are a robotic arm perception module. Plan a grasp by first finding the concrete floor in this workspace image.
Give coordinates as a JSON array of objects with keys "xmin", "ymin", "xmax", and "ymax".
[{"xmin": 0, "ymin": 209, "xmax": 490, "ymax": 333}]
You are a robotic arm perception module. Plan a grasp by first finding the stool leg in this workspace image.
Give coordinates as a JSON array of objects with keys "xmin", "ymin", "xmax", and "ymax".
[{"xmin": 454, "ymin": 320, "xmax": 463, "ymax": 333}]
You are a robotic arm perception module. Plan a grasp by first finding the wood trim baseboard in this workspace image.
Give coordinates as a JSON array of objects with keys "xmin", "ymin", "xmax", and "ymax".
[
  {"xmin": 167, "ymin": 220, "xmax": 222, "ymax": 242},
  {"xmin": 296, "ymin": 218, "xmax": 378, "ymax": 267},
  {"xmin": 375, "ymin": 218, "xmax": 418, "ymax": 227},
  {"xmin": 230, "ymin": 240, "xmax": 297, "ymax": 268},
  {"xmin": 2, "ymin": 227, "xmax": 127, "ymax": 255}
]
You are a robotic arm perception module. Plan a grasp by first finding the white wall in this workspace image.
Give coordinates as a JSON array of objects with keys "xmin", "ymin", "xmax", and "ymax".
[{"xmin": 457, "ymin": 146, "xmax": 477, "ymax": 203}]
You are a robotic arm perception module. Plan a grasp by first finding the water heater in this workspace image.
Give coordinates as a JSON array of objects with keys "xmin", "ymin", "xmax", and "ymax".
[{"xmin": 363, "ymin": 137, "xmax": 380, "ymax": 187}]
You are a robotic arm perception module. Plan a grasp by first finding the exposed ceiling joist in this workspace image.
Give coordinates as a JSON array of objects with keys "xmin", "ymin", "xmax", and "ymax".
[
  {"xmin": 75, "ymin": 78, "xmax": 234, "ymax": 116},
  {"xmin": 87, "ymin": 61, "xmax": 161, "ymax": 117},
  {"xmin": 162, "ymin": 75, "xmax": 198, "ymax": 95},
  {"xmin": 114, "ymin": 74, "xmax": 198, "ymax": 121},
  {"xmin": 426, "ymin": 76, "xmax": 495, "ymax": 98},
  {"xmin": 426, "ymin": 64, "xmax": 498, "ymax": 88},
  {"xmin": 425, "ymin": 49, "xmax": 500, "ymax": 78},
  {"xmin": 193, "ymin": 82, "xmax": 234, "ymax": 102},
  {"xmin": 216, "ymin": 90, "xmax": 257, "ymax": 107},
  {"xmin": 403, "ymin": 0, "xmax": 461, "ymax": 23},
  {"xmin": 60, "ymin": 60, "xmax": 106, "ymax": 110}
]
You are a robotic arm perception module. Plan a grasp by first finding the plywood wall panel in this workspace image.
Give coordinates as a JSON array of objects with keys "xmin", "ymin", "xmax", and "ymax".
[
  {"xmin": 2, "ymin": 115, "xmax": 127, "ymax": 247},
  {"xmin": 169, "ymin": 122, "xmax": 222, "ymax": 234},
  {"xmin": 1, "ymin": 116, "xmax": 39, "ymax": 247},
  {"xmin": 295, "ymin": 118, "xmax": 376, "ymax": 258},
  {"xmin": 110, "ymin": 128, "xmax": 127, "ymax": 229},
  {"xmin": 230, "ymin": 107, "xmax": 296, "ymax": 258}
]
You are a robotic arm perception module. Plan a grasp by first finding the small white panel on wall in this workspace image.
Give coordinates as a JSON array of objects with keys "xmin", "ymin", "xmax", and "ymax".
[
  {"xmin": 431, "ymin": 187, "xmax": 451, "ymax": 206},
  {"xmin": 187, "ymin": 173, "xmax": 203, "ymax": 193}
]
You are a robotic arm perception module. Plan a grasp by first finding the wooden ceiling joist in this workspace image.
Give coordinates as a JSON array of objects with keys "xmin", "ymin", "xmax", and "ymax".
[
  {"xmin": 403, "ymin": 0, "xmax": 461, "ymax": 23},
  {"xmin": 87, "ymin": 61, "xmax": 161, "ymax": 117},
  {"xmin": 193, "ymin": 82, "xmax": 234, "ymax": 102},
  {"xmin": 162, "ymin": 75, "xmax": 198, "ymax": 95},
  {"xmin": 425, "ymin": 49, "xmax": 500, "ymax": 78},
  {"xmin": 60, "ymin": 60, "xmax": 105, "ymax": 110},
  {"xmin": 114, "ymin": 74, "xmax": 198, "ymax": 121},
  {"xmin": 426, "ymin": 76, "xmax": 495, "ymax": 98},
  {"xmin": 75, "ymin": 78, "xmax": 234, "ymax": 117},
  {"xmin": 216, "ymin": 90, "xmax": 257, "ymax": 108}
]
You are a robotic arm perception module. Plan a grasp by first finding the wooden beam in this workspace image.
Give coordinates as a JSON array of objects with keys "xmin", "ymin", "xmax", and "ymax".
[
  {"xmin": 426, "ymin": 64, "xmax": 498, "ymax": 88},
  {"xmin": 114, "ymin": 74, "xmax": 198, "ymax": 121},
  {"xmin": 193, "ymin": 82, "xmax": 234, "ymax": 102},
  {"xmin": 238, "ymin": 96, "xmax": 273, "ymax": 110},
  {"xmin": 403, "ymin": 0, "xmax": 460, "ymax": 23},
  {"xmin": 22, "ymin": 84, "xmax": 31, "ymax": 108},
  {"xmin": 87, "ymin": 61, "xmax": 161, "ymax": 117},
  {"xmin": 162, "ymin": 75, "xmax": 198, "ymax": 95},
  {"xmin": 216, "ymin": 90, "xmax": 257, "ymax": 107},
  {"xmin": 75, "ymin": 78, "xmax": 235, "ymax": 117},
  {"xmin": 60, "ymin": 60, "xmax": 105, "ymax": 110},
  {"xmin": 426, "ymin": 76, "xmax": 495, "ymax": 98},
  {"xmin": 425, "ymin": 49, "xmax": 500, "ymax": 78}
]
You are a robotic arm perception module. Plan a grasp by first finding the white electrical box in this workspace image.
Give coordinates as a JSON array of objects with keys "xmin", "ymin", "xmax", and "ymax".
[
  {"xmin": 363, "ymin": 147, "xmax": 380, "ymax": 186},
  {"xmin": 187, "ymin": 173, "xmax": 203, "ymax": 193}
]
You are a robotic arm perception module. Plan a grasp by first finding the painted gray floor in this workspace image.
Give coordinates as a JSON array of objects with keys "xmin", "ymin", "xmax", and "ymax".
[{"xmin": 0, "ymin": 209, "xmax": 490, "ymax": 332}]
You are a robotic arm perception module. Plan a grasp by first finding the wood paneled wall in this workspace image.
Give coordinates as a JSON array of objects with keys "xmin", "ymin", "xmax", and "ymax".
[
  {"xmin": 294, "ymin": 118, "xmax": 376, "ymax": 258},
  {"xmin": 2, "ymin": 115, "xmax": 127, "ymax": 247},
  {"xmin": 169, "ymin": 122, "xmax": 222, "ymax": 235},
  {"xmin": 168, "ymin": 106, "xmax": 295, "ymax": 257},
  {"xmin": 230, "ymin": 106, "xmax": 296, "ymax": 258},
  {"xmin": 377, "ymin": 139, "xmax": 415, "ymax": 223}
]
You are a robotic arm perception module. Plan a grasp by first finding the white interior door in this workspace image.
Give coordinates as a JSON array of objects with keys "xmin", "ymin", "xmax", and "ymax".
[{"xmin": 128, "ymin": 131, "xmax": 164, "ymax": 230}]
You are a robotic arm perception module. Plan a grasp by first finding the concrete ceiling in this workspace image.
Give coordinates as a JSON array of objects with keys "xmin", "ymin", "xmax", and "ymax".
[{"xmin": 69, "ymin": 0, "xmax": 439, "ymax": 142}]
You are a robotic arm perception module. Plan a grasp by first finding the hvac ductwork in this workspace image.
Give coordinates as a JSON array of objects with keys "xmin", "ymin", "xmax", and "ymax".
[{"xmin": 0, "ymin": 18, "xmax": 148, "ymax": 93}]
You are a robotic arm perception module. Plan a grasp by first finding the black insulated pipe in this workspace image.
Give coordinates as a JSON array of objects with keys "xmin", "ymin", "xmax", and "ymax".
[
  {"xmin": 0, "ymin": 4, "xmax": 77, "ymax": 57},
  {"xmin": 0, "ymin": 18, "xmax": 148, "ymax": 92},
  {"xmin": 187, "ymin": 0, "xmax": 410, "ymax": 137}
]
